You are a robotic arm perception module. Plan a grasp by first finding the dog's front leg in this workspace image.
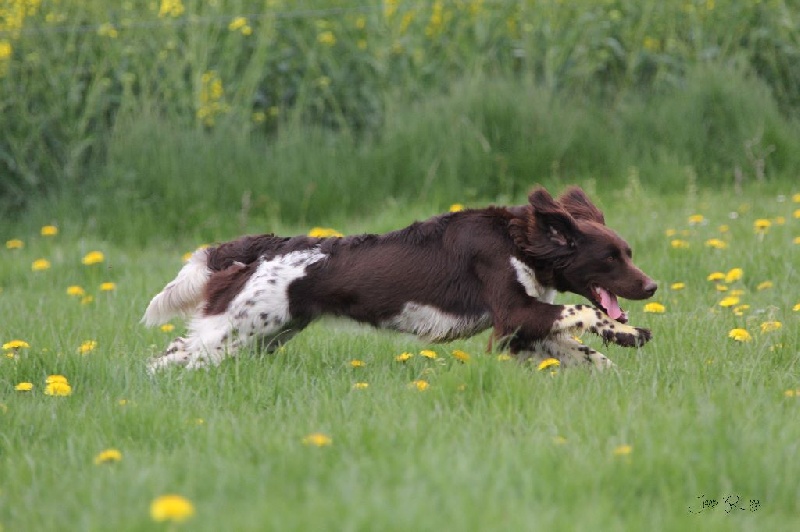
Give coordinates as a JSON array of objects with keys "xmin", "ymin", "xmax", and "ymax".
[
  {"xmin": 514, "ymin": 336, "xmax": 613, "ymax": 370},
  {"xmin": 550, "ymin": 304, "xmax": 651, "ymax": 347}
]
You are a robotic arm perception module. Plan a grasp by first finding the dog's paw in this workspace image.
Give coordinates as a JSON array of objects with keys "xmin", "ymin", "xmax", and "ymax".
[{"xmin": 600, "ymin": 327, "xmax": 651, "ymax": 347}]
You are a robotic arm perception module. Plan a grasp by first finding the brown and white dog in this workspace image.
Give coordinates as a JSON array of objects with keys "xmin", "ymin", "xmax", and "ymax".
[{"xmin": 142, "ymin": 186, "xmax": 656, "ymax": 372}]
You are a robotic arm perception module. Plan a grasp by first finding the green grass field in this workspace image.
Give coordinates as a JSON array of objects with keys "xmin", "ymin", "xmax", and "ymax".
[{"xmin": 1, "ymin": 184, "xmax": 798, "ymax": 531}]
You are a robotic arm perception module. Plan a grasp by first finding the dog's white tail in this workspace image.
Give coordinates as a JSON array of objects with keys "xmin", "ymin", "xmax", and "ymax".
[{"xmin": 141, "ymin": 248, "xmax": 211, "ymax": 326}]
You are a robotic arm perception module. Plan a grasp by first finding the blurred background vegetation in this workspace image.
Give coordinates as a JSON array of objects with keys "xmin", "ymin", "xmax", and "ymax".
[{"xmin": 1, "ymin": 0, "xmax": 798, "ymax": 243}]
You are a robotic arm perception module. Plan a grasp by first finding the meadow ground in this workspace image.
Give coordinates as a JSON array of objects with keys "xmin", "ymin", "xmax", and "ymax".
[{"xmin": 1, "ymin": 183, "xmax": 799, "ymax": 531}]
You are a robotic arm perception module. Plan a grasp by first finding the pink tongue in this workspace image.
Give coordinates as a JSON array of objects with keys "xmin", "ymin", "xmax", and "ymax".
[{"xmin": 597, "ymin": 288, "xmax": 622, "ymax": 320}]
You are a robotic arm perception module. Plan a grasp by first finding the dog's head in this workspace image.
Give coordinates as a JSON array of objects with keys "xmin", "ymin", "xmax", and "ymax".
[{"xmin": 511, "ymin": 186, "xmax": 657, "ymax": 322}]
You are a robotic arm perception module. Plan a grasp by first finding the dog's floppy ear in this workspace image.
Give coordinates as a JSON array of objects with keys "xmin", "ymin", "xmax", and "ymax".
[
  {"xmin": 557, "ymin": 186, "xmax": 605, "ymax": 224},
  {"xmin": 528, "ymin": 187, "xmax": 580, "ymax": 247}
]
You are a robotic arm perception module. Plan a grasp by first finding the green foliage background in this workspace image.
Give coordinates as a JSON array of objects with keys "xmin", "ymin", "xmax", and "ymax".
[{"xmin": 1, "ymin": 0, "xmax": 799, "ymax": 242}]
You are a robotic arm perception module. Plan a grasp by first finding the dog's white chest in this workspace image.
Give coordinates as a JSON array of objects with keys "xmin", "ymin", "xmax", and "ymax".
[{"xmin": 510, "ymin": 257, "xmax": 556, "ymax": 304}]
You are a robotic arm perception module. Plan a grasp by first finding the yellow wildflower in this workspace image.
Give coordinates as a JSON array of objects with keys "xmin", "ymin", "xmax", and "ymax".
[
  {"xmin": 308, "ymin": 227, "xmax": 343, "ymax": 238},
  {"xmin": 794, "ymin": 209, "xmax": 800, "ymax": 219},
  {"xmin": 754, "ymin": 219, "xmax": 771, "ymax": 233},
  {"xmin": 670, "ymin": 282, "xmax": 685, "ymax": 290},
  {"xmin": 229, "ymin": 17, "xmax": 247, "ymax": 31},
  {"xmin": 793, "ymin": 303, "xmax": 800, "ymax": 312},
  {"xmin": 41, "ymin": 225, "xmax": 58, "ymax": 236},
  {"xmin": 706, "ymin": 272, "xmax": 725, "ymax": 281},
  {"xmin": 728, "ymin": 289, "xmax": 745, "ymax": 296},
  {"xmin": 160, "ymin": 324, "xmax": 175, "ymax": 333},
  {"xmin": 352, "ymin": 382, "xmax": 369, "ymax": 390},
  {"xmin": 395, "ymin": 352, "xmax": 413, "ymax": 362},
  {"xmin": 317, "ymin": 31, "xmax": 336, "ymax": 46},
  {"xmin": 31, "ymin": 258, "xmax": 51, "ymax": 271},
  {"xmin": 6, "ymin": 239, "xmax": 23, "ymax": 249},
  {"xmin": 100, "ymin": 282, "xmax": 116, "ymax": 291},
  {"xmin": 775, "ymin": 216, "xmax": 786, "ymax": 225},
  {"xmin": 66, "ymin": 285, "xmax": 85, "ymax": 296},
  {"xmin": 3, "ymin": 340, "xmax": 30, "ymax": 350},
  {"xmin": 785, "ymin": 389, "xmax": 800, "ymax": 398},
  {"xmin": 756, "ymin": 281, "xmax": 773, "ymax": 291},
  {"xmin": 78, "ymin": 340, "xmax": 98, "ymax": 354},
  {"xmin": 350, "ymin": 359, "xmax": 365, "ymax": 368},
  {"xmin": 150, "ymin": 494, "xmax": 195, "ymax": 523},
  {"xmin": 537, "ymin": 358, "xmax": 560, "ymax": 371},
  {"xmin": 715, "ymin": 284, "xmax": 728, "ymax": 292},
  {"xmin": 302, "ymin": 433, "xmax": 332, "ymax": 447},
  {"xmin": 725, "ymin": 268, "xmax": 743, "ymax": 283},
  {"xmin": 733, "ymin": 305, "xmax": 750, "ymax": 316},
  {"xmin": 670, "ymin": 239, "xmax": 690, "ymax": 249},
  {"xmin": 643, "ymin": 302, "xmax": 665, "ymax": 313},
  {"xmin": 97, "ymin": 23, "xmax": 118, "ymax": 38},
  {"xmin": 794, "ymin": 236, "xmax": 800, "ymax": 245},
  {"xmin": 46, "ymin": 375, "xmax": 68, "ymax": 384},
  {"xmin": 728, "ymin": 328, "xmax": 752, "ymax": 342},
  {"xmin": 94, "ymin": 449, "xmax": 122, "ymax": 465},
  {"xmin": 15, "ymin": 382, "xmax": 33, "ymax": 391},
  {"xmin": 496, "ymin": 354, "xmax": 512, "ymax": 361},
  {"xmin": 613, "ymin": 444, "xmax": 633, "ymax": 456},
  {"xmin": 451, "ymin": 349, "xmax": 470, "ymax": 363},
  {"xmin": 664, "ymin": 229, "xmax": 677, "ymax": 237},
  {"xmin": 449, "ymin": 204, "xmax": 464, "ymax": 212},
  {"xmin": 45, "ymin": 381, "xmax": 72, "ymax": 396},
  {"xmin": 82, "ymin": 251, "xmax": 105, "ymax": 265},
  {"xmin": 705, "ymin": 238, "xmax": 728, "ymax": 249},
  {"xmin": 410, "ymin": 379, "xmax": 429, "ymax": 391},
  {"xmin": 688, "ymin": 214, "xmax": 705, "ymax": 224},
  {"xmin": 760, "ymin": 321, "xmax": 782, "ymax": 333},
  {"xmin": 81, "ymin": 295, "xmax": 94, "ymax": 305},
  {"xmin": 158, "ymin": 0, "xmax": 185, "ymax": 18},
  {"xmin": 718, "ymin": 296, "xmax": 739, "ymax": 307},
  {"xmin": 419, "ymin": 350, "xmax": 437, "ymax": 359},
  {"xmin": 793, "ymin": 193, "xmax": 800, "ymax": 203},
  {"xmin": 553, "ymin": 436, "xmax": 568, "ymax": 445},
  {"xmin": 718, "ymin": 224, "xmax": 729, "ymax": 233}
]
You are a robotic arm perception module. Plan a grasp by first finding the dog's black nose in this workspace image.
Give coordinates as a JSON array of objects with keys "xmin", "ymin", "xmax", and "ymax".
[{"xmin": 643, "ymin": 280, "xmax": 658, "ymax": 297}]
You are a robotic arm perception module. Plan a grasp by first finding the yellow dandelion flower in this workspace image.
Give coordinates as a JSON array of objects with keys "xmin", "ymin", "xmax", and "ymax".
[
  {"xmin": 715, "ymin": 284, "xmax": 728, "ymax": 292},
  {"xmin": 613, "ymin": 444, "xmax": 633, "ymax": 456},
  {"xmin": 449, "ymin": 204, "xmax": 464, "ymax": 212},
  {"xmin": 46, "ymin": 375, "xmax": 68, "ymax": 384},
  {"xmin": 496, "ymin": 354, "xmax": 512, "ymax": 361},
  {"xmin": 82, "ymin": 251, "xmax": 105, "ymax": 265},
  {"xmin": 725, "ymin": 268, "xmax": 743, "ymax": 283},
  {"xmin": 419, "ymin": 350, "xmax": 437, "ymax": 359},
  {"xmin": 228, "ymin": 16, "xmax": 247, "ymax": 31},
  {"xmin": 81, "ymin": 295, "xmax": 94, "ymax": 305},
  {"xmin": 350, "ymin": 359, "xmax": 365, "ymax": 368},
  {"xmin": 794, "ymin": 209, "xmax": 800, "ymax": 219},
  {"xmin": 706, "ymin": 272, "xmax": 725, "ymax": 281},
  {"xmin": 719, "ymin": 296, "xmax": 740, "ymax": 307},
  {"xmin": 670, "ymin": 239, "xmax": 690, "ymax": 249},
  {"xmin": 553, "ymin": 436, "xmax": 568, "ymax": 445},
  {"xmin": 756, "ymin": 281, "xmax": 773, "ymax": 291},
  {"xmin": 537, "ymin": 358, "xmax": 560, "ymax": 371},
  {"xmin": 157, "ymin": 0, "xmax": 185, "ymax": 19},
  {"xmin": 317, "ymin": 30, "xmax": 336, "ymax": 46},
  {"xmin": 728, "ymin": 328, "xmax": 752, "ymax": 342},
  {"xmin": 150, "ymin": 494, "xmax": 195, "ymax": 523},
  {"xmin": 760, "ymin": 321, "xmax": 782, "ymax": 333},
  {"xmin": 733, "ymin": 304, "xmax": 750, "ymax": 316},
  {"xmin": 688, "ymin": 214, "xmax": 704, "ymax": 225},
  {"xmin": 395, "ymin": 352, "xmax": 413, "ymax": 362},
  {"xmin": 718, "ymin": 224, "xmax": 729, "ymax": 233},
  {"xmin": 160, "ymin": 324, "xmax": 175, "ymax": 333},
  {"xmin": 754, "ymin": 219, "xmax": 771, "ymax": 233},
  {"xmin": 352, "ymin": 382, "xmax": 369, "ymax": 390},
  {"xmin": 97, "ymin": 23, "xmax": 118, "ymax": 38},
  {"xmin": 66, "ymin": 285, "xmax": 85, "ymax": 296},
  {"xmin": 793, "ymin": 303, "xmax": 800, "ymax": 312},
  {"xmin": 770, "ymin": 344, "xmax": 784, "ymax": 352},
  {"xmin": 705, "ymin": 238, "xmax": 728, "ymax": 249},
  {"xmin": 31, "ymin": 258, "xmax": 51, "ymax": 271},
  {"xmin": 100, "ymin": 282, "xmax": 116, "ymax": 291},
  {"xmin": 793, "ymin": 193, "xmax": 800, "ymax": 203},
  {"xmin": 643, "ymin": 302, "xmax": 666, "ymax": 313},
  {"xmin": 41, "ymin": 225, "xmax": 58, "ymax": 236},
  {"xmin": 728, "ymin": 289, "xmax": 745, "ymax": 296},
  {"xmin": 785, "ymin": 390, "xmax": 798, "ymax": 398},
  {"xmin": 664, "ymin": 229, "xmax": 677, "ymax": 237},
  {"xmin": 794, "ymin": 236, "xmax": 800, "ymax": 245},
  {"xmin": 410, "ymin": 379, "xmax": 429, "ymax": 391},
  {"xmin": 94, "ymin": 449, "xmax": 122, "ymax": 465},
  {"xmin": 451, "ymin": 349, "xmax": 470, "ymax": 363},
  {"xmin": 15, "ymin": 382, "xmax": 33, "ymax": 391},
  {"xmin": 3, "ymin": 340, "xmax": 30, "ymax": 350},
  {"xmin": 302, "ymin": 432, "xmax": 332, "ymax": 447},
  {"xmin": 6, "ymin": 239, "xmax": 24, "ymax": 249},
  {"xmin": 670, "ymin": 282, "xmax": 686, "ymax": 290},
  {"xmin": 78, "ymin": 340, "xmax": 98, "ymax": 354},
  {"xmin": 307, "ymin": 227, "xmax": 343, "ymax": 238},
  {"xmin": 775, "ymin": 216, "xmax": 786, "ymax": 225},
  {"xmin": 44, "ymin": 381, "xmax": 72, "ymax": 396},
  {"xmin": 118, "ymin": 399, "xmax": 129, "ymax": 406}
]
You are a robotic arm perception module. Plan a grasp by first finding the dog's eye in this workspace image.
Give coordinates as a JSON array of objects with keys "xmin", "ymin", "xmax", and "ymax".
[{"xmin": 606, "ymin": 255, "xmax": 616, "ymax": 262}]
